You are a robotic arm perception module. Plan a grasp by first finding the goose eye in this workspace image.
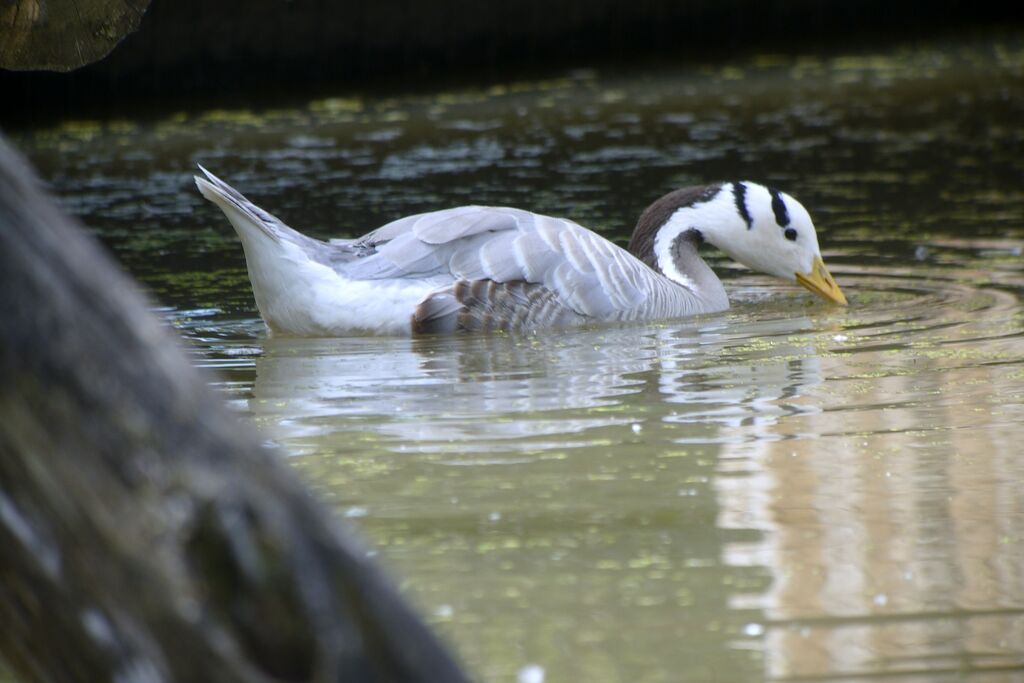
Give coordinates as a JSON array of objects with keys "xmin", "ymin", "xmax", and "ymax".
[{"xmin": 784, "ymin": 228, "xmax": 798, "ymax": 241}]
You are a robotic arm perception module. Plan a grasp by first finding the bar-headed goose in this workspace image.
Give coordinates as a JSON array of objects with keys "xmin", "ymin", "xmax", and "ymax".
[{"xmin": 195, "ymin": 167, "xmax": 845, "ymax": 336}]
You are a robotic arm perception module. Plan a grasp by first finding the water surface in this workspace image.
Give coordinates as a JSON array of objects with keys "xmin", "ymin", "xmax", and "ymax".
[{"xmin": 12, "ymin": 31, "xmax": 1024, "ymax": 682}]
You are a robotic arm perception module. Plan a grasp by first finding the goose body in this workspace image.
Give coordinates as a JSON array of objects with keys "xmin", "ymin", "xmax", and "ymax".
[{"xmin": 195, "ymin": 167, "xmax": 845, "ymax": 336}]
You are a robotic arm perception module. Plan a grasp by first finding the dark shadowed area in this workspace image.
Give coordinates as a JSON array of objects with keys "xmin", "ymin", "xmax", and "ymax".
[{"xmin": 1, "ymin": 0, "xmax": 1020, "ymax": 120}]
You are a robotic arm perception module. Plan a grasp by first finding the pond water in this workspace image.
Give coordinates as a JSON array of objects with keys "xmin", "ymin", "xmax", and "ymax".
[{"xmin": 11, "ymin": 30, "xmax": 1024, "ymax": 682}]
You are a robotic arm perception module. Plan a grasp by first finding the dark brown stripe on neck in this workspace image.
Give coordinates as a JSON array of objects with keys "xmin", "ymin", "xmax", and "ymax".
[{"xmin": 628, "ymin": 184, "xmax": 723, "ymax": 270}]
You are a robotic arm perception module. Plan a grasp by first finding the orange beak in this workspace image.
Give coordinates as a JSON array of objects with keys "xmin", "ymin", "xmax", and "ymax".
[{"xmin": 795, "ymin": 255, "xmax": 847, "ymax": 306}]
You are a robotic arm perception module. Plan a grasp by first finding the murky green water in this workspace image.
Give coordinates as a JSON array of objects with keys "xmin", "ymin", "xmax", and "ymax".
[{"xmin": 11, "ymin": 31, "xmax": 1024, "ymax": 682}]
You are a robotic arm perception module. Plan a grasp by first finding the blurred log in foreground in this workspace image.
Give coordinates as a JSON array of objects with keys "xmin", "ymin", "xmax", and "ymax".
[
  {"xmin": 0, "ymin": 135, "xmax": 468, "ymax": 683},
  {"xmin": 0, "ymin": 0, "xmax": 150, "ymax": 71}
]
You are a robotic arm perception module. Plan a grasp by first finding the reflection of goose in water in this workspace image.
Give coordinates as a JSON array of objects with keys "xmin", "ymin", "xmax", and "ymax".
[
  {"xmin": 249, "ymin": 316, "xmax": 824, "ymax": 454},
  {"xmin": 653, "ymin": 314, "xmax": 827, "ymax": 437},
  {"xmin": 196, "ymin": 167, "xmax": 846, "ymax": 336},
  {"xmin": 250, "ymin": 332, "xmax": 659, "ymax": 451}
]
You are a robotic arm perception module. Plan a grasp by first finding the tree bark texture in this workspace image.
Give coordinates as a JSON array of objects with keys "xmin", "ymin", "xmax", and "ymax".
[
  {"xmin": 0, "ymin": 135, "xmax": 469, "ymax": 683},
  {"xmin": 1, "ymin": 0, "xmax": 150, "ymax": 71}
]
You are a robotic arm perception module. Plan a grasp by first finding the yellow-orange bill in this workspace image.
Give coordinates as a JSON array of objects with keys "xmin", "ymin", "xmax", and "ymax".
[{"xmin": 795, "ymin": 255, "xmax": 848, "ymax": 306}]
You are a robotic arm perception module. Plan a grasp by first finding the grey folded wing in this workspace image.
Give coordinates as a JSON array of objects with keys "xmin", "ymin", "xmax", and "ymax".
[{"xmin": 328, "ymin": 206, "xmax": 684, "ymax": 331}]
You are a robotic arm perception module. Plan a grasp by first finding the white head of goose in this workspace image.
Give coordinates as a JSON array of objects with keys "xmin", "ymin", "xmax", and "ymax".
[{"xmin": 195, "ymin": 168, "xmax": 846, "ymax": 336}]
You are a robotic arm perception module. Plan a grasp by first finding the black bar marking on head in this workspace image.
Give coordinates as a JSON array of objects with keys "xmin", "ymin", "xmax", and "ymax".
[
  {"xmin": 769, "ymin": 187, "xmax": 791, "ymax": 227},
  {"xmin": 732, "ymin": 182, "xmax": 753, "ymax": 230}
]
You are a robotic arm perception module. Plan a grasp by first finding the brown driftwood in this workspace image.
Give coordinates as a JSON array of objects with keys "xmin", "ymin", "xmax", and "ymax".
[
  {"xmin": 0, "ymin": 135, "xmax": 469, "ymax": 682},
  {"xmin": 0, "ymin": 0, "xmax": 150, "ymax": 71}
]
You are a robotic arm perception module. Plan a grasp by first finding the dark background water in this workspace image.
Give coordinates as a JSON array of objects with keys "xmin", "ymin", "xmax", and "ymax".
[{"xmin": 2, "ymin": 0, "xmax": 1017, "ymax": 115}]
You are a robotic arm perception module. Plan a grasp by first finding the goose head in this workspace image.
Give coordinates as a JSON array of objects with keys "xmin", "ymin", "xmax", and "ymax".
[{"xmin": 629, "ymin": 181, "xmax": 847, "ymax": 305}]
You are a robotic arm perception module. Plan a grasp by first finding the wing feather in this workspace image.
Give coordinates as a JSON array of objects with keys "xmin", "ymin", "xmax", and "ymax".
[
  {"xmin": 512, "ymin": 232, "xmax": 564, "ymax": 282},
  {"xmin": 446, "ymin": 231, "xmax": 521, "ymax": 281},
  {"xmin": 335, "ymin": 205, "xmax": 696, "ymax": 321},
  {"xmin": 412, "ymin": 206, "xmax": 521, "ymax": 244}
]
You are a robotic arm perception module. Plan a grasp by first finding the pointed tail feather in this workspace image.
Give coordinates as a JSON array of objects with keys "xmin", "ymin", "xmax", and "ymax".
[
  {"xmin": 194, "ymin": 166, "xmax": 338, "ymax": 333},
  {"xmin": 194, "ymin": 165, "xmax": 321, "ymax": 251}
]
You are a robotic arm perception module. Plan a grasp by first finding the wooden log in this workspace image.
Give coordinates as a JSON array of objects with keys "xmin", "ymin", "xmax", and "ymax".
[
  {"xmin": 0, "ymin": 136, "xmax": 469, "ymax": 683},
  {"xmin": 0, "ymin": 0, "xmax": 150, "ymax": 71}
]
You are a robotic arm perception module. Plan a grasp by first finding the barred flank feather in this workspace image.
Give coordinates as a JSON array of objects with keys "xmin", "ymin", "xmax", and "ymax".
[{"xmin": 412, "ymin": 280, "xmax": 585, "ymax": 334}]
